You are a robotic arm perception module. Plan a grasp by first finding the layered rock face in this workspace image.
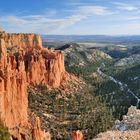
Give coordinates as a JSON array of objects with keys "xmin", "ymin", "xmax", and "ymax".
[
  {"xmin": 25, "ymin": 48, "xmax": 65, "ymax": 88},
  {"xmin": 0, "ymin": 32, "xmax": 65, "ymax": 88},
  {"xmin": 0, "ymin": 38, "xmax": 29, "ymax": 139},
  {"xmin": 0, "ymin": 32, "xmax": 42, "ymax": 50},
  {"xmin": 0, "ymin": 32, "xmax": 66, "ymax": 139}
]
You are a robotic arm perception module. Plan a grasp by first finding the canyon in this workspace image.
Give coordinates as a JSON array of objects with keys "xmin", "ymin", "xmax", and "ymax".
[
  {"xmin": 0, "ymin": 31, "xmax": 66, "ymax": 139},
  {"xmin": 1, "ymin": 31, "xmax": 140, "ymax": 140}
]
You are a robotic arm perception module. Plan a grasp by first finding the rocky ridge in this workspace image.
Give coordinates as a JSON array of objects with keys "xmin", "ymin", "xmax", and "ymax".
[
  {"xmin": 115, "ymin": 54, "xmax": 140, "ymax": 67},
  {"xmin": 93, "ymin": 106, "xmax": 140, "ymax": 140},
  {"xmin": 57, "ymin": 43, "xmax": 112, "ymax": 67}
]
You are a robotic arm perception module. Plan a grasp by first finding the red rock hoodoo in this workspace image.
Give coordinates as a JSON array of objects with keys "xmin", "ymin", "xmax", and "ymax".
[
  {"xmin": 72, "ymin": 130, "xmax": 84, "ymax": 140},
  {"xmin": 32, "ymin": 117, "xmax": 51, "ymax": 140},
  {"xmin": 0, "ymin": 32, "xmax": 66, "ymax": 139},
  {"xmin": 0, "ymin": 32, "xmax": 65, "ymax": 88}
]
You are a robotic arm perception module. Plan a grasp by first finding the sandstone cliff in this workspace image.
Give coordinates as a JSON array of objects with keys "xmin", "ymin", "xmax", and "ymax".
[
  {"xmin": 25, "ymin": 48, "xmax": 65, "ymax": 88},
  {"xmin": 0, "ymin": 32, "xmax": 66, "ymax": 139},
  {"xmin": 0, "ymin": 38, "xmax": 29, "ymax": 139},
  {"xmin": 0, "ymin": 32, "xmax": 42, "ymax": 50},
  {"xmin": 0, "ymin": 32, "xmax": 65, "ymax": 88}
]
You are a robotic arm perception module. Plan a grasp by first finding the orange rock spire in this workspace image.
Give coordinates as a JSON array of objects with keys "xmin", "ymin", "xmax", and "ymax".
[{"xmin": 72, "ymin": 130, "xmax": 84, "ymax": 140}]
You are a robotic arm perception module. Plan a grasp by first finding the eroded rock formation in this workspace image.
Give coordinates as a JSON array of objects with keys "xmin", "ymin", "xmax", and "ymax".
[
  {"xmin": 0, "ymin": 31, "xmax": 66, "ymax": 139},
  {"xmin": 0, "ymin": 38, "xmax": 29, "ymax": 139},
  {"xmin": 0, "ymin": 32, "xmax": 65, "ymax": 88},
  {"xmin": 72, "ymin": 130, "xmax": 84, "ymax": 140},
  {"xmin": 25, "ymin": 48, "xmax": 65, "ymax": 88},
  {"xmin": 32, "ymin": 117, "xmax": 51, "ymax": 140},
  {"xmin": 0, "ymin": 32, "xmax": 42, "ymax": 50}
]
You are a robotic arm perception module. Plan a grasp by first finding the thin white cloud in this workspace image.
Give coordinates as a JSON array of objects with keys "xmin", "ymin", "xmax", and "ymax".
[
  {"xmin": 42, "ymin": 9, "xmax": 57, "ymax": 17},
  {"xmin": 124, "ymin": 16, "xmax": 140, "ymax": 21},
  {"xmin": 0, "ymin": 15, "xmax": 86, "ymax": 33},
  {"xmin": 0, "ymin": 16, "xmax": 27, "ymax": 24},
  {"xmin": 76, "ymin": 5, "xmax": 113, "ymax": 16},
  {"xmin": 113, "ymin": 2, "xmax": 138, "ymax": 11},
  {"xmin": 0, "ymin": 5, "xmax": 112, "ymax": 34}
]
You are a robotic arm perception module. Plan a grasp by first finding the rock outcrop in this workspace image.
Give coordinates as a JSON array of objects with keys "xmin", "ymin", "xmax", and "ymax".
[
  {"xmin": 0, "ymin": 31, "xmax": 66, "ymax": 139},
  {"xmin": 93, "ymin": 106, "xmax": 140, "ymax": 140},
  {"xmin": 72, "ymin": 130, "xmax": 84, "ymax": 140},
  {"xmin": 32, "ymin": 117, "xmax": 51, "ymax": 140}
]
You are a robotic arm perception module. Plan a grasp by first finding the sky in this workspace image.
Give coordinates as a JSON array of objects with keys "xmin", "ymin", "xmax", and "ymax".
[{"xmin": 0, "ymin": 0, "xmax": 140, "ymax": 35}]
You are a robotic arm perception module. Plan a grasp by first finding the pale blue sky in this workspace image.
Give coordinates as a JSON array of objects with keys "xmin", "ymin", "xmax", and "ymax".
[{"xmin": 0, "ymin": 0, "xmax": 140, "ymax": 35}]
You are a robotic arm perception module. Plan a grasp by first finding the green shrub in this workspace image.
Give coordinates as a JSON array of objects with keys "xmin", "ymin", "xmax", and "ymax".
[
  {"xmin": 0, "ymin": 123, "xmax": 10, "ymax": 140},
  {"xmin": 28, "ymin": 86, "xmax": 114, "ymax": 140}
]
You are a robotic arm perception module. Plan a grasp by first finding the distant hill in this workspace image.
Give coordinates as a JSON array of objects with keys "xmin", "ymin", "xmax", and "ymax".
[
  {"xmin": 115, "ymin": 54, "xmax": 140, "ymax": 67},
  {"xmin": 42, "ymin": 35, "xmax": 140, "ymax": 43},
  {"xmin": 56, "ymin": 42, "xmax": 112, "ymax": 67}
]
